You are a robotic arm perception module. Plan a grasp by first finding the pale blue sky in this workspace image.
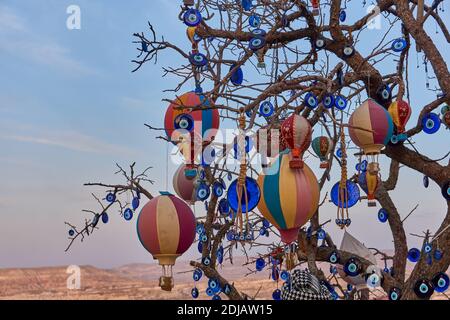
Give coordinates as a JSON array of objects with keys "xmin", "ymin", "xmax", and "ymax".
[{"xmin": 0, "ymin": 1, "xmax": 448, "ymax": 268}]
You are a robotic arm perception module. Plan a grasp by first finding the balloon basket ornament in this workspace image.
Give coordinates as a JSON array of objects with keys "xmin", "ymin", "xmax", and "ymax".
[
  {"xmin": 289, "ymin": 148, "xmax": 304, "ymax": 169},
  {"xmin": 156, "ymin": 254, "xmax": 180, "ymax": 291}
]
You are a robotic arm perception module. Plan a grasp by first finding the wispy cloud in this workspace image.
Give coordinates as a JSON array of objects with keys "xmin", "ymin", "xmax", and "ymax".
[
  {"xmin": 0, "ymin": 5, "xmax": 97, "ymax": 76},
  {"xmin": 0, "ymin": 130, "xmax": 134, "ymax": 155}
]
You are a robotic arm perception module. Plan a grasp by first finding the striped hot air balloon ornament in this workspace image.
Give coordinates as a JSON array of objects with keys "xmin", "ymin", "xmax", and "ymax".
[{"xmin": 137, "ymin": 193, "xmax": 196, "ymax": 291}]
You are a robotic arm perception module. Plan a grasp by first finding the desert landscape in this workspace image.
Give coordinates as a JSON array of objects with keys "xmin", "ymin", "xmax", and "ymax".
[{"xmin": 0, "ymin": 257, "xmax": 447, "ymax": 300}]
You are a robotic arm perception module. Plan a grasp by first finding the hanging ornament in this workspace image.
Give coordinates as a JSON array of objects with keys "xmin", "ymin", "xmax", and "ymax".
[
  {"xmin": 391, "ymin": 38, "xmax": 407, "ymax": 52},
  {"xmin": 311, "ymin": 136, "xmax": 333, "ymax": 168},
  {"xmin": 101, "ymin": 212, "xmax": 109, "ymax": 224},
  {"xmin": 229, "ymin": 64, "xmax": 244, "ymax": 86},
  {"xmin": 259, "ymin": 101, "xmax": 274, "ymax": 117},
  {"xmin": 377, "ymin": 208, "xmax": 389, "ymax": 223},
  {"xmin": 388, "ymin": 100, "xmax": 412, "ymax": 134},
  {"xmin": 339, "ymin": 10, "xmax": 347, "ymax": 22},
  {"xmin": 358, "ymin": 170, "xmax": 379, "ymax": 207},
  {"xmin": 343, "ymin": 257, "xmax": 362, "ymax": 277},
  {"xmin": 251, "ymin": 28, "xmax": 267, "ymax": 37},
  {"xmin": 407, "ymin": 248, "xmax": 421, "ymax": 262},
  {"xmin": 183, "ymin": 9, "xmax": 202, "ymax": 27},
  {"xmin": 376, "ymin": 84, "xmax": 392, "ymax": 105},
  {"xmin": 389, "ymin": 287, "xmax": 402, "ymax": 300},
  {"xmin": 137, "ymin": 193, "xmax": 196, "ymax": 291},
  {"xmin": 348, "ymin": 98, "xmax": 394, "ymax": 174},
  {"xmin": 334, "ymin": 95, "xmax": 348, "ymax": 110},
  {"xmin": 342, "ymin": 45, "xmax": 355, "ymax": 58},
  {"xmin": 304, "ymin": 92, "xmax": 319, "ymax": 109},
  {"xmin": 281, "ymin": 114, "xmax": 312, "ymax": 169},
  {"xmin": 314, "ymin": 37, "xmax": 326, "ymax": 50},
  {"xmin": 227, "ymin": 177, "xmax": 260, "ymax": 213},
  {"xmin": 431, "ymin": 272, "xmax": 449, "ymax": 293},
  {"xmin": 212, "ymin": 179, "xmax": 226, "ymax": 197},
  {"xmin": 249, "ymin": 15, "xmax": 261, "ymax": 28},
  {"xmin": 173, "ymin": 164, "xmax": 199, "ymax": 204},
  {"xmin": 106, "ymin": 192, "xmax": 116, "ymax": 203},
  {"xmin": 322, "ymin": 94, "xmax": 335, "ymax": 109},
  {"xmin": 123, "ymin": 208, "xmax": 133, "ymax": 221},
  {"xmin": 414, "ymin": 279, "xmax": 433, "ymax": 299},
  {"xmin": 257, "ymin": 151, "xmax": 320, "ymax": 244},
  {"xmin": 241, "ymin": 0, "xmax": 253, "ymax": 11},
  {"xmin": 218, "ymin": 198, "xmax": 230, "ymax": 216},
  {"xmin": 189, "ymin": 52, "xmax": 208, "ymax": 67},
  {"xmin": 421, "ymin": 112, "xmax": 441, "ymax": 134},
  {"xmin": 249, "ymin": 37, "xmax": 266, "ymax": 51},
  {"xmin": 311, "ymin": 0, "xmax": 320, "ymax": 16}
]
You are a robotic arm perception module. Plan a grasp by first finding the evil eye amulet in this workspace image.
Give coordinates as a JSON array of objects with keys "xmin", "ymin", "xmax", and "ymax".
[
  {"xmin": 413, "ymin": 279, "xmax": 433, "ymax": 299},
  {"xmin": 259, "ymin": 101, "xmax": 274, "ymax": 117},
  {"xmin": 212, "ymin": 181, "xmax": 224, "ymax": 197},
  {"xmin": 183, "ymin": 9, "xmax": 202, "ymax": 27},
  {"xmin": 193, "ymin": 269, "xmax": 203, "ymax": 281},
  {"xmin": 322, "ymin": 94, "xmax": 334, "ymax": 108},
  {"xmin": 123, "ymin": 208, "xmax": 133, "ymax": 221},
  {"xmin": 249, "ymin": 37, "xmax": 266, "ymax": 51},
  {"xmin": 202, "ymin": 256, "xmax": 211, "ymax": 266},
  {"xmin": 343, "ymin": 46, "xmax": 355, "ymax": 57},
  {"xmin": 191, "ymin": 287, "xmax": 199, "ymax": 299},
  {"xmin": 377, "ymin": 84, "xmax": 392, "ymax": 102},
  {"xmin": 315, "ymin": 38, "xmax": 326, "ymax": 50},
  {"xmin": 174, "ymin": 113, "xmax": 194, "ymax": 131},
  {"xmin": 249, "ymin": 15, "xmax": 261, "ymax": 28},
  {"xmin": 389, "ymin": 287, "xmax": 402, "ymax": 300},
  {"xmin": 421, "ymin": 113, "xmax": 441, "ymax": 134},
  {"xmin": 106, "ymin": 193, "xmax": 116, "ymax": 203},
  {"xmin": 334, "ymin": 95, "xmax": 347, "ymax": 110},
  {"xmin": 304, "ymin": 92, "xmax": 318, "ymax": 109},
  {"xmin": 407, "ymin": 248, "xmax": 421, "ymax": 262},
  {"xmin": 378, "ymin": 208, "xmax": 388, "ymax": 223},
  {"xmin": 343, "ymin": 258, "xmax": 361, "ymax": 277},
  {"xmin": 272, "ymin": 289, "xmax": 282, "ymax": 300},
  {"xmin": 391, "ymin": 38, "xmax": 407, "ymax": 52},
  {"xmin": 196, "ymin": 183, "xmax": 210, "ymax": 201},
  {"xmin": 251, "ymin": 28, "xmax": 266, "ymax": 37},
  {"xmin": 101, "ymin": 212, "xmax": 109, "ymax": 224},
  {"xmin": 189, "ymin": 52, "xmax": 208, "ymax": 67},
  {"xmin": 328, "ymin": 251, "xmax": 340, "ymax": 264},
  {"xmin": 431, "ymin": 272, "xmax": 449, "ymax": 293},
  {"xmin": 442, "ymin": 181, "xmax": 450, "ymax": 200},
  {"xmin": 223, "ymin": 284, "xmax": 231, "ymax": 295}
]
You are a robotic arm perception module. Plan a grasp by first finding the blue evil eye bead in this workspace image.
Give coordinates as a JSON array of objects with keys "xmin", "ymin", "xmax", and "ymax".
[
  {"xmin": 434, "ymin": 249, "xmax": 443, "ymax": 261},
  {"xmin": 233, "ymin": 136, "xmax": 253, "ymax": 158},
  {"xmin": 414, "ymin": 279, "xmax": 433, "ymax": 299},
  {"xmin": 101, "ymin": 212, "xmax": 109, "ymax": 224},
  {"xmin": 272, "ymin": 289, "xmax": 282, "ymax": 300},
  {"xmin": 259, "ymin": 228, "xmax": 266, "ymax": 236},
  {"xmin": 226, "ymin": 231, "xmax": 234, "ymax": 241},
  {"xmin": 423, "ymin": 175, "xmax": 429, "ymax": 188},
  {"xmin": 334, "ymin": 95, "xmax": 347, "ymax": 110},
  {"xmin": 355, "ymin": 163, "xmax": 361, "ymax": 171},
  {"xmin": 442, "ymin": 181, "xmax": 450, "ymax": 200},
  {"xmin": 314, "ymin": 38, "xmax": 326, "ymax": 50},
  {"xmin": 230, "ymin": 64, "xmax": 244, "ymax": 86},
  {"xmin": 206, "ymin": 287, "xmax": 214, "ymax": 297},
  {"xmin": 209, "ymin": 278, "xmax": 220, "ymax": 291},
  {"xmin": 262, "ymin": 219, "xmax": 270, "ymax": 228},
  {"xmin": 383, "ymin": 267, "xmax": 390, "ymax": 273},
  {"xmin": 336, "ymin": 148, "xmax": 343, "ymax": 158},
  {"xmin": 217, "ymin": 246, "xmax": 224, "ymax": 264},
  {"xmin": 339, "ymin": 10, "xmax": 347, "ymax": 22},
  {"xmin": 317, "ymin": 229, "xmax": 326, "ymax": 240},
  {"xmin": 193, "ymin": 269, "xmax": 203, "ymax": 282},
  {"xmin": 212, "ymin": 181, "xmax": 225, "ymax": 197},
  {"xmin": 132, "ymin": 197, "xmax": 140, "ymax": 210},
  {"xmin": 328, "ymin": 251, "xmax": 340, "ymax": 264},
  {"xmin": 389, "ymin": 287, "xmax": 401, "ymax": 301},
  {"xmin": 199, "ymin": 169, "xmax": 206, "ymax": 180},
  {"xmin": 423, "ymin": 243, "xmax": 432, "ymax": 254},
  {"xmin": 331, "ymin": 180, "xmax": 360, "ymax": 209},
  {"xmin": 106, "ymin": 192, "xmax": 116, "ymax": 203},
  {"xmin": 407, "ymin": 248, "xmax": 421, "ymax": 263},
  {"xmin": 174, "ymin": 113, "xmax": 194, "ymax": 132},
  {"xmin": 304, "ymin": 92, "xmax": 318, "ymax": 109},
  {"xmin": 390, "ymin": 134, "xmax": 399, "ymax": 144},
  {"xmin": 123, "ymin": 208, "xmax": 133, "ymax": 221},
  {"xmin": 218, "ymin": 198, "xmax": 230, "ymax": 216},
  {"xmin": 343, "ymin": 46, "xmax": 355, "ymax": 57},
  {"xmin": 68, "ymin": 229, "xmax": 75, "ymax": 237},
  {"xmin": 223, "ymin": 283, "xmax": 231, "ymax": 295},
  {"xmin": 322, "ymin": 93, "xmax": 334, "ymax": 108},
  {"xmin": 196, "ymin": 183, "xmax": 210, "ymax": 201},
  {"xmin": 196, "ymin": 223, "xmax": 205, "ymax": 235},
  {"xmin": 343, "ymin": 258, "xmax": 361, "ymax": 277},
  {"xmin": 360, "ymin": 160, "xmax": 368, "ymax": 172},
  {"xmin": 391, "ymin": 38, "xmax": 407, "ymax": 52},
  {"xmin": 202, "ymin": 256, "xmax": 211, "ymax": 266},
  {"xmin": 249, "ymin": 37, "xmax": 265, "ymax": 51},
  {"xmin": 191, "ymin": 287, "xmax": 199, "ymax": 299},
  {"xmin": 227, "ymin": 177, "xmax": 260, "ymax": 213},
  {"xmin": 241, "ymin": 0, "xmax": 253, "ymax": 11},
  {"xmin": 280, "ymin": 270, "xmax": 290, "ymax": 281},
  {"xmin": 377, "ymin": 84, "xmax": 392, "ymax": 102},
  {"xmin": 259, "ymin": 101, "xmax": 274, "ymax": 117},
  {"xmin": 212, "ymin": 294, "xmax": 221, "ymax": 300},
  {"xmin": 421, "ymin": 112, "xmax": 441, "ymax": 134},
  {"xmin": 347, "ymin": 284, "xmax": 353, "ymax": 291},
  {"xmin": 251, "ymin": 28, "xmax": 266, "ymax": 37},
  {"xmin": 189, "ymin": 52, "xmax": 208, "ymax": 67},
  {"xmin": 432, "ymin": 272, "xmax": 449, "ymax": 293},
  {"xmin": 249, "ymin": 15, "xmax": 261, "ymax": 28},
  {"xmin": 366, "ymin": 272, "xmax": 381, "ymax": 288},
  {"xmin": 200, "ymin": 233, "xmax": 208, "ymax": 243},
  {"xmin": 330, "ymin": 265, "xmax": 337, "ymax": 274},
  {"xmin": 183, "ymin": 9, "xmax": 202, "ymax": 27},
  {"xmin": 378, "ymin": 208, "xmax": 388, "ymax": 223},
  {"xmin": 197, "ymin": 241, "xmax": 203, "ymax": 253}
]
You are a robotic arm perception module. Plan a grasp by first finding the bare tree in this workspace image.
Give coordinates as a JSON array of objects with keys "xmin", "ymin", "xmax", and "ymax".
[{"xmin": 66, "ymin": 0, "xmax": 449, "ymax": 300}]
